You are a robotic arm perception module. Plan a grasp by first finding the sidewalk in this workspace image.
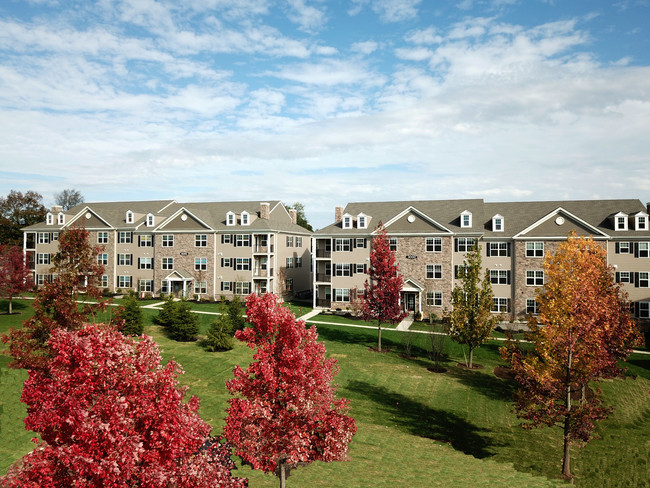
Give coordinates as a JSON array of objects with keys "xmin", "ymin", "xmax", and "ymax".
[{"xmin": 396, "ymin": 314, "xmax": 414, "ymax": 331}]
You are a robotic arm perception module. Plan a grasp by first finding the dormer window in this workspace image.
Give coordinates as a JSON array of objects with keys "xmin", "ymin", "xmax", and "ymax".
[
  {"xmin": 461, "ymin": 210, "xmax": 472, "ymax": 228},
  {"xmin": 46, "ymin": 213, "xmax": 53, "ymax": 225},
  {"xmin": 492, "ymin": 214, "xmax": 504, "ymax": 232},
  {"xmin": 342, "ymin": 213, "xmax": 352, "ymax": 229},
  {"xmin": 614, "ymin": 212, "xmax": 628, "ymax": 231},
  {"xmin": 57, "ymin": 212, "xmax": 65, "ymax": 225},
  {"xmin": 126, "ymin": 210, "xmax": 134, "ymax": 224},
  {"xmin": 635, "ymin": 212, "xmax": 648, "ymax": 231},
  {"xmin": 241, "ymin": 211, "xmax": 250, "ymax": 226},
  {"xmin": 146, "ymin": 213, "xmax": 154, "ymax": 227},
  {"xmin": 357, "ymin": 213, "xmax": 368, "ymax": 229},
  {"xmin": 226, "ymin": 211, "xmax": 235, "ymax": 226}
]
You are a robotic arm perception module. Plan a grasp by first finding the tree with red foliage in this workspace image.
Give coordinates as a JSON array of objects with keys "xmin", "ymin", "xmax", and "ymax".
[
  {"xmin": 2, "ymin": 226, "xmax": 109, "ymax": 371},
  {"xmin": 0, "ymin": 245, "xmax": 32, "ymax": 314},
  {"xmin": 502, "ymin": 233, "xmax": 641, "ymax": 480},
  {"xmin": 0, "ymin": 324, "xmax": 247, "ymax": 488},
  {"xmin": 361, "ymin": 223, "xmax": 406, "ymax": 352},
  {"xmin": 224, "ymin": 293, "xmax": 356, "ymax": 488}
]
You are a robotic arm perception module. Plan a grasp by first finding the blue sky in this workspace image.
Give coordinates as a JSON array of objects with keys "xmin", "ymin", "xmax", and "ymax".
[{"xmin": 1, "ymin": 0, "xmax": 649, "ymax": 229}]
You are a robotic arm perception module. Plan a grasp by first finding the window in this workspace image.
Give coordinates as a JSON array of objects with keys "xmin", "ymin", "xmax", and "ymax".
[
  {"xmin": 526, "ymin": 299, "xmax": 538, "ymax": 315},
  {"xmin": 138, "ymin": 257, "xmax": 153, "ymax": 269},
  {"xmin": 221, "ymin": 257, "xmax": 232, "ymax": 268},
  {"xmin": 38, "ymin": 232, "xmax": 50, "ymax": 244},
  {"xmin": 636, "ymin": 214, "xmax": 648, "ymax": 230},
  {"xmin": 118, "ymin": 276, "xmax": 132, "ymax": 288},
  {"xmin": 615, "ymin": 213, "xmax": 628, "ymax": 231},
  {"xmin": 638, "ymin": 272, "xmax": 649, "ymax": 288},
  {"xmin": 195, "ymin": 234, "xmax": 207, "ymax": 247},
  {"xmin": 455, "ymin": 237, "xmax": 475, "ymax": 252},
  {"xmin": 222, "ymin": 234, "xmax": 232, "ymax": 244},
  {"xmin": 139, "ymin": 280, "xmax": 153, "ymax": 292},
  {"xmin": 162, "ymin": 257, "xmax": 174, "ymax": 270},
  {"xmin": 286, "ymin": 257, "xmax": 293, "ymax": 268},
  {"xmin": 488, "ymin": 242, "xmax": 510, "ymax": 257},
  {"xmin": 46, "ymin": 213, "xmax": 53, "ymax": 225},
  {"xmin": 162, "ymin": 235, "xmax": 174, "ymax": 247},
  {"xmin": 52, "ymin": 232, "xmax": 59, "ymax": 241},
  {"xmin": 639, "ymin": 302, "xmax": 650, "ymax": 319},
  {"xmin": 616, "ymin": 242, "xmax": 630, "ymax": 254},
  {"xmin": 296, "ymin": 257, "xmax": 302, "ymax": 268},
  {"xmin": 334, "ymin": 288, "xmax": 350, "ymax": 302},
  {"xmin": 335, "ymin": 263, "xmax": 352, "ymax": 277},
  {"xmin": 194, "ymin": 257, "xmax": 207, "ymax": 271},
  {"xmin": 454, "ymin": 265, "xmax": 469, "ymax": 279},
  {"xmin": 389, "ymin": 238, "xmax": 398, "ymax": 252},
  {"xmin": 37, "ymin": 253, "xmax": 50, "ymax": 265},
  {"xmin": 98, "ymin": 231, "xmax": 109, "ymax": 244},
  {"xmin": 426, "ymin": 291, "xmax": 443, "ymax": 307},
  {"xmin": 342, "ymin": 215, "xmax": 352, "ymax": 229},
  {"xmin": 286, "ymin": 236, "xmax": 294, "ymax": 247},
  {"xmin": 226, "ymin": 211, "xmax": 235, "ymax": 226},
  {"xmin": 358, "ymin": 214, "xmax": 367, "ymax": 229},
  {"xmin": 161, "ymin": 281, "xmax": 170, "ymax": 294},
  {"xmin": 355, "ymin": 238, "xmax": 366, "ymax": 248},
  {"xmin": 118, "ymin": 254, "xmax": 132, "ymax": 266},
  {"xmin": 526, "ymin": 242, "xmax": 544, "ymax": 257},
  {"xmin": 526, "ymin": 270, "xmax": 544, "ymax": 286},
  {"xmin": 617, "ymin": 271, "xmax": 632, "ymax": 284},
  {"xmin": 194, "ymin": 281, "xmax": 207, "ymax": 294},
  {"xmin": 146, "ymin": 214, "xmax": 154, "ymax": 227},
  {"xmin": 235, "ymin": 234, "xmax": 251, "ymax": 247},
  {"xmin": 118, "ymin": 231, "xmax": 132, "ymax": 244},
  {"xmin": 334, "ymin": 238, "xmax": 352, "ymax": 252},
  {"xmin": 97, "ymin": 253, "xmax": 108, "ymax": 266},
  {"xmin": 235, "ymin": 281, "xmax": 250, "ymax": 295},
  {"xmin": 461, "ymin": 210, "xmax": 472, "ymax": 228},
  {"xmin": 638, "ymin": 242, "xmax": 650, "ymax": 258},
  {"xmin": 241, "ymin": 211, "xmax": 250, "ymax": 226},
  {"xmin": 221, "ymin": 281, "xmax": 231, "ymax": 291},
  {"xmin": 126, "ymin": 211, "xmax": 134, "ymax": 224},
  {"xmin": 296, "ymin": 237, "xmax": 303, "ymax": 247},
  {"xmin": 57, "ymin": 213, "xmax": 65, "ymax": 225},
  {"xmin": 355, "ymin": 263, "xmax": 366, "ymax": 274},
  {"xmin": 489, "ymin": 269, "xmax": 510, "ymax": 285},
  {"xmin": 492, "ymin": 298, "xmax": 510, "ymax": 313},
  {"xmin": 236, "ymin": 258, "xmax": 251, "ymax": 271},
  {"xmin": 100, "ymin": 275, "xmax": 108, "ymax": 288},
  {"xmin": 139, "ymin": 235, "xmax": 152, "ymax": 247},
  {"xmin": 426, "ymin": 237, "xmax": 442, "ymax": 252},
  {"xmin": 492, "ymin": 214, "xmax": 504, "ymax": 232},
  {"xmin": 426, "ymin": 264, "xmax": 442, "ymax": 279},
  {"xmin": 285, "ymin": 279, "xmax": 293, "ymax": 292}
]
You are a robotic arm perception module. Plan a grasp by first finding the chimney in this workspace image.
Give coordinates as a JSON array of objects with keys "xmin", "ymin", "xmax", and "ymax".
[
  {"xmin": 260, "ymin": 202, "xmax": 270, "ymax": 220},
  {"xmin": 289, "ymin": 208, "xmax": 297, "ymax": 225},
  {"xmin": 335, "ymin": 206, "xmax": 344, "ymax": 224},
  {"xmin": 51, "ymin": 205, "xmax": 63, "ymax": 213},
  {"xmin": 647, "ymin": 202, "xmax": 650, "ymax": 214}
]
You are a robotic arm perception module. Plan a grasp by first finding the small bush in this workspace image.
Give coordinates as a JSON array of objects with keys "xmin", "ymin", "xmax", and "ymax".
[
  {"xmin": 204, "ymin": 317, "xmax": 234, "ymax": 351},
  {"xmin": 155, "ymin": 294, "xmax": 176, "ymax": 329},
  {"xmin": 169, "ymin": 300, "xmax": 199, "ymax": 342},
  {"xmin": 227, "ymin": 295, "xmax": 246, "ymax": 332},
  {"xmin": 114, "ymin": 293, "xmax": 144, "ymax": 336}
]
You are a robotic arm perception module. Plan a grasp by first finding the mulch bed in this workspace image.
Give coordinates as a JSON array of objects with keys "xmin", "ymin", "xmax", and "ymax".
[
  {"xmin": 456, "ymin": 362, "xmax": 484, "ymax": 370},
  {"xmin": 494, "ymin": 366, "xmax": 516, "ymax": 380},
  {"xmin": 368, "ymin": 347, "xmax": 392, "ymax": 353},
  {"xmin": 427, "ymin": 365, "xmax": 448, "ymax": 374}
]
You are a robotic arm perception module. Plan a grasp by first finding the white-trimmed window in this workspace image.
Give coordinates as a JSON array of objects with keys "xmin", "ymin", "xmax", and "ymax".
[
  {"xmin": 161, "ymin": 280, "xmax": 170, "ymax": 294},
  {"xmin": 526, "ymin": 299, "xmax": 539, "ymax": 315},
  {"xmin": 490, "ymin": 269, "xmax": 510, "ymax": 285},
  {"xmin": 286, "ymin": 236, "xmax": 294, "ymax": 247},
  {"xmin": 617, "ymin": 271, "xmax": 632, "ymax": 284},
  {"xmin": 638, "ymin": 242, "xmax": 650, "ymax": 258},
  {"xmin": 37, "ymin": 253, "xmax": 50, "ymax": 265},
  {"xmin": 126, "ymin": 210, "xmax": 134, "ymax": 224},
  {"xmin": 118, "ymin": 254, "xmax": 132, "ymax": 266},
  {"xmin": 118, "ymin": 276, "xmax": 132, "ymax": 288},
  {"xmin": 335, "ymin": 263, "xmax": 352, "ymax": 276},
  {"xmin": 46, "ymin": 213, "xmax": 53, "ymax": 225},
  {"xmin": 162, "ymin": 257, "xmax": 174, "ymax": 270},
  {"xmin": 221, "ymin": 281, "xmax": 231, "ymax": 292},
  {"xmin": 194, "ymin": 281, "xmax": 207, "ymax": 294},
  {"xmin": 296, "ymin": 237, "xmax": 303, "ymax": 247},
  {"xmin": 461, "ymin": 210, "xmax": 472, "ymax": 228},
  {"xmin": 285, "ymin": 279, "xmax": 294, "ymax": 292},
  {"xmin": 389, "ymin": 238, "xmax": 398, "ymax": 252},
  {"xmin": 426, "ymin": 291, "xmax": 442, "ymax": 307},
  {"xmin": 146, "ymin": 214, "xmax": 154, "ymax": 227},
  {"xmin": 526, "ymin": 270, "xmax": 544, "ymax": 286},
  {"xmin": 222, "ymin": 234, "xmax": 232, "ymax": 244},
  {"xmin": 241, "ymin": 211, "xmax": 250, "ymax": 226},
  {"xmin": 235, "ymin": 258, "xmax": 251, "ymax": 271},
  {"xmin": 195, "ymin": 257, "xmax": 207, "ymax": 271},
  {"xmin": 139, "ymin": 280, "xmax": 153, "ymax": 292},
  {"xmin": 235, "ymin": 281, "xmax": 250, "ymax": 295},
  {"xmin": 226, "ymin": 211, "xmax": 235, "ymax": 226},
  {"xmin": 195, "ymin": 234, "xmax": 207, "ymax": 247},
  {"xmin": 616, "ymin": 241, "xmax": 631, "ymax": 254},
  {"xmin": 52, "ymin": 232, "xmax": 59, "ymax": 241},
  {"xmin": 235, "ymin": 234, "xmax": 251, "ymax": 247},
  {"xmin": 221, "ymin": 257, "xmax": 232, "ymax": 267},
  {"xmin": 97, "ymin": 253, "xmax": 108, "ymax": 266},
  {"xmin": 636, "ymin": 213, "xmax": 648, "ymax": 231},
  {"xmin": 355, "ymin": 238, "xmax": 366, "ymax": 248},
  {"xmin": 615, "ymin": 212, "xmax": 628, "ymax": 231},
  {"xmin": 488, "ymin": 242, "xmax": 510, "ymax": 257},
  {"xmin": 426, "ymin": 264, "xmax": 442, "ymax": 279},
  {"xmin": 456, "ymin": 237, "xmax": 475, "ymax": 253},
  {"xmin": 100, "ymin": 275, "xmax": 109, "ymax": 288},
  {"xmin": 639, "ymin": 302, "xmax": 650, "ymax": 319},
  {"xmin": 334, "ymin": 238, "xmax": 352, "ymax": 252},
  {"xmin": 357, "ymin": 213, "xmax": 368, "ymax": 229},
  {"xmin": 118, "ymin": 231, "xmax": 132, "ymax": 244},
  {"xmin": 492, "ymin": 297, "xmax": 510, "ymax": 313},
  {"xmin": 638, "ymin": 272, "xmax": 650, "ymax": 288},
  {"xmin": 355, "ymin": 263, "xmax": 366, "ymax": 274},
  {"xmin": 138, "ymin": 257, "xmax": 153, "ymax": 269},
  {"xmin": 492, "ymin": 214, "xmax": 504, "ymax": 232},
  {"xmin": 334, "ymin": 288, "xmax": 350, "ymax": 302},
  {"xmin": 98, "ymin": 231, "xmax": 109, "ymax": 244},
  {"xmin": 162, "ymin": 235, "xmax": 174, "ymax": 247},
  {"xmin": 38, "ymin": 232, "xmax": 50, "ymax": 244},
  {"xmin": 426, "ymin": 237, "xmax": 442, "ymax": 252},
  {"xmin": 139, "ymin": 235, "xmax": 152, "ymax": 247},
  {"xmin": 526, "ymin": 242, "xmax": 544, "ymax": 257},
  {"xmin": 57, "ymin": 212, "xmax": 65, "ymax": 225},
  {"xmin": 342, "ymin": 214, "xmax": 352, "ymax": 229}
]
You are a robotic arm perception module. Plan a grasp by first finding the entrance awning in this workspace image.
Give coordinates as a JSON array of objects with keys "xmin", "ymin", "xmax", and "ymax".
[
  {"xmin": 402, "ymin": 278, "xmax": 424, "ymax": 292},
  {"xmin": 163, "ymin": 269, "xmax": 194, "ymax": 281}
]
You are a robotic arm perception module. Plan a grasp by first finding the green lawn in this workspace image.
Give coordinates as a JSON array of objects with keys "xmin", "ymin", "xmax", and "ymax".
[
  {"xmin": 308, "ymin": 313, "xmax": 392, "ymax": 328},
  {"xmin": 2, "ymin": 298, "xmax": 649, "ymax": 487}
]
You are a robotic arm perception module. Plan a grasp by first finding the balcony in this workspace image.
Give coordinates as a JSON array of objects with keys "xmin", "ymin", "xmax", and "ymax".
[
  {"xmin": 254, "ymin": 269, "xmax": 268, "ymax": 278},
  {"xmin": 315, "ymin": 273, "xmax": 331, "ymax": 283},
  {"xmin": 316, "ymin": 249, "xmax": 331, "ymax": 258},
  {"xmin": 316, "ymin": 298, "xmax": 331, "ymax": 308}
]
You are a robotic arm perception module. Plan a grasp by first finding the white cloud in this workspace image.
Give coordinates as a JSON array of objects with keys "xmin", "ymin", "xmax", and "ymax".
[
  {"xmin": 349, "ymin": 0, "xmax": 421, "ymax": 22},
  {"xmin": 351, "ymin": 40, "xmax": 379, "ymax": 55},
  {"xmin": 267, "ymin": 58, "xmax": 386, "ymax": 87},
  {"xmin": 285, "ymin": 0, "xmax": 327, "ymax": 32}
]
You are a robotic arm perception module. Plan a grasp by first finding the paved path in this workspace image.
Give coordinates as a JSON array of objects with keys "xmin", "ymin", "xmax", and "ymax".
[{"xmin": 396, "ymin": 314, "xmax": 414, "ymax": 331}]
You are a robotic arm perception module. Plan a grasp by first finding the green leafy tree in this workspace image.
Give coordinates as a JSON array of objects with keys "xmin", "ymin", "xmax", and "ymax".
[
  {"xmin": 205, "ymin": 316, "xmax": 234, "ymax": 352},
  {"xmin": 170, "ymin": 299, "xmax": 200, "ymax": 342},
  {"xmin": 156, "ymin": 294, "xmax": 176, "ymax": 329},
  {"xmin": 503, "ymin": 233, "xmax": 641, "ymax": 480},
  {"xmin": 286, "ymin": 202, "xmax": 313, "ymax": 232},
  {"xmin": 114, "ymin": 292, "xmax": 144, "ymax": 336},
  {"xmin": 446, "ymin": 244, "xmax": 499, "ymax": 368},
  {"xmin": 0, "ymin": 190, "xmax": 47, "ymax": 246},
  {"xmin": 228, "ymin": 295, "xmax": 246, "ymax": 332}
]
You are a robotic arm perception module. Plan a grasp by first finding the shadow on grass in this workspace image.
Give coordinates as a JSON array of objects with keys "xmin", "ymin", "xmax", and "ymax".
[
  {"xmin": 446, "ymin": 365, "xmax": 517, "ymax": 402},
  {"xmin": 0, "ymin": 299, "xmax": 30, "ymax": 314},
  {"xmin": 347, "ymin": 380, "xmax": 498, "ymax": 459}
]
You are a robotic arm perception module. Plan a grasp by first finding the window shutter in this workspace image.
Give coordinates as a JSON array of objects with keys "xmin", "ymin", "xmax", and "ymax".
[
  {"xmin": 615, "ymin": 242, "xmax": 620, "ymax": 253},
  {"xmin": 353, "ymin": 239, "xmax": 357, "ymax": 248},
  {"xmin": 507, "ymin": 270, "xmax": 511, "ymax": 284},
  {"xmin": 248, "ymin": 235, "xmax": 252, "ymax": 246},
  {"xmin": 332, "ymin": 288, "xmax": 337, "ymax": 300},
  {"xmin": 454, "ymin": 239, "xmax": 459, "ymax": 252},
  {"xmin": 363, "ymin": 239, "xmax": 367, "ymax": 248},
  {"xmin": 635, "ymin": 243, "xmax": 639, "ymax": 257},
  {"xmin": 220, "ymin": 282, "xmax": 224, "ymax": 291},
  {"xmin": 616, "ymin": 272, "xmax": 620, "ymax": 283},
  {"xmin": 364, "ymin": 264, "xmax": 368, "ymax": 273},
  {"xmin": 507, "ymin": 243, "xmax": 511, "ymax": 257},
  {"xmin": 507, "ymin": 299, "xmax": 511, "ymax": 313},
  {"xmin": 635, "ymin": 272, "xmax": 639, "ymax": 288},
  {"xmin": 486, "ymin": 245, "xmax": 491, "ymax": 257},
  {"xmin": 635, "ymin": 302, "xmax": 640, "ymax": 317}
]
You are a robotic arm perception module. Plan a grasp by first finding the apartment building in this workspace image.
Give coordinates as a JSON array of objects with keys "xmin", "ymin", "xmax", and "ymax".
[
  {"xmin": 312, "ymin": 199, "xmax": 650, "ymax": 323},
  {"xmin": 23, "ymin": 200, "xmax": 311, "ymax": 300}
]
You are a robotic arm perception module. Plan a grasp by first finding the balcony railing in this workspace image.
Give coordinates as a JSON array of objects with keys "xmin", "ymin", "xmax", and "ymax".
[
  {"xmin": 316, "ymin": 273, "xmax": 331, "ymax": 283},
  {"xmin": 316, "ymin": 249, "xmax": 331, "ymax": 258},
  {"xmin": 317, "ymin": 298, "xmax": 330, "ymax": 308}
]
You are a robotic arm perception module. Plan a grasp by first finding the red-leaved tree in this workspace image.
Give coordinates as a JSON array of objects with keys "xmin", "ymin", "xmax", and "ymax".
[
  {"xmin": 0, "ymin": 245, "xmax": 32, "ymax": 314},
  {"xmin": 2, "ymin": 226, "xmax": 109, "ymax": 370},
  {"xmin": 0, "ymin": 323, "xmax": 247, "ymax": 488},
  {"xmin": 361, "ymin": 223, "xmax": 406, "ymax": 352},
  {"xmin": 502, "ymin": 233, "xmax": 641, "ymax": 480},
  {"xmin": 224, "ymin": 293, "xmax": 356, "ymax": 488}
]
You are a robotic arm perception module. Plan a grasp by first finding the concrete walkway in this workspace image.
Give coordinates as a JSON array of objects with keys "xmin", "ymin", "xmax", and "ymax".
[
  {"xmin": 297, "ymin": 309, "xmax": 323, "ymax": 321},
  {"xmin": 396, "ymin": 314, "xmax": 414, "ymax": 331}
]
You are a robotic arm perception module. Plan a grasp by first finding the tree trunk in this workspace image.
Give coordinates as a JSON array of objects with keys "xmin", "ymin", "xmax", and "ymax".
[
  {"xmin": 468, "ymin": 346, "xmax": 474, "ymax": 368},
  {"xmin": 377, "ymin": 321, "xmax": 382, "ymax": 352},
  {"xmin": 562, "ymin": 351, "xmax": 573, "ymax": 480},
  {"xmin": 8, "ymin": 297, "xmax": 13, "ymax": 315},
  {"xmin": 279, "ymin": 462, "xmax": 286, "ymax": 488}
]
